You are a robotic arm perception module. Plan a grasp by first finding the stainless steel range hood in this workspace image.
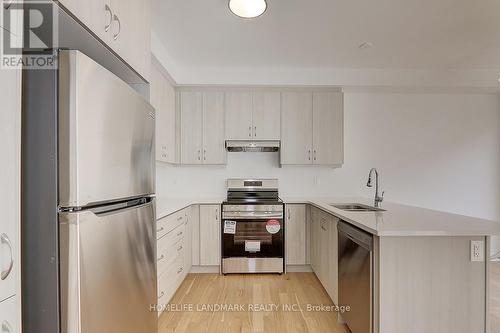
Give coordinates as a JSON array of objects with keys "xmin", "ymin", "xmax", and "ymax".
[{"xmin": 225, "ymin": 140, "xmax": 280, "ymax": 152}]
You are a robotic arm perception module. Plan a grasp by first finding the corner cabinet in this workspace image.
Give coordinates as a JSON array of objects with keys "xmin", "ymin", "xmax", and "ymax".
[
  {"xmin": 310, "ymin": 207, "xmax": 339, "ymax": 304},
  {"xmin": 285, "ymin": 204, "xmax": 307, "ymax": 265},
  {"xmin": 179, "ymin": 91, "xmax": 226, "ymax": 165},
  {"xmin": 225, "ymin": 91, "xmax": 281, "ymax": 140},
  {"xmin": 57, "ymin": 0, "xmax": 151, "ymax": 81},
  {"xmin": 281, "ymin": 91, "xmax": 343, "ymax": 166}
]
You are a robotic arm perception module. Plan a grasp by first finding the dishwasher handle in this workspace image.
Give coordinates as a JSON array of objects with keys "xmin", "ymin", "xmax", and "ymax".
[{"xmin": 338, "ymin": 221, "xmax": 373, "ymax": 251}]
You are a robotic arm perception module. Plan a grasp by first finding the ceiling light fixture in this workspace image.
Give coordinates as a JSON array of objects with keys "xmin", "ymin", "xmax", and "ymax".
[{"xmin": 229, "ymin": 0, "xmax": 267, "ymax": 19}]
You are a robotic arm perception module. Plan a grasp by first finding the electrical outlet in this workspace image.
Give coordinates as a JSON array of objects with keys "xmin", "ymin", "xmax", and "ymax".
[{"xmin": 470, "ymin": 240, "xmax": 484, "ymax": 262}]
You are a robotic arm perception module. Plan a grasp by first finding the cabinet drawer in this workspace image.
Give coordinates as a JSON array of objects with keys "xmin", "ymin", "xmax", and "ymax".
[
  {"xmin": 158, "ymin": 222, "xmax": 185, "ymax": 249},
  {"xmin": 157, "ymin": 239, "xmax": 184, "ymax": 276},
  {"xmin": 157, "ymin": 230, "xmax": 184, "ymax": 277},
  {"xmin": 157, "ymin": 255, "xmax": 184, "ymax": 304},
  {"xmin": 157, "ymin": 209, "xmax": 187, "ymax": 239}
]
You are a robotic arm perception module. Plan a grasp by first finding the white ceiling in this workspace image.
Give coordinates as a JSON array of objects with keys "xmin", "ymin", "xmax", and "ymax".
[{"xmin": 152, "ymin": 0, "xmax": 500, "ymax": 70}]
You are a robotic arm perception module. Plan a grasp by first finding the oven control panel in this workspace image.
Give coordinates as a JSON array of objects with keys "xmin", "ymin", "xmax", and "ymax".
[{"xmin": 222, "ymin": 204, "xmax": 283, "ymax": 212}]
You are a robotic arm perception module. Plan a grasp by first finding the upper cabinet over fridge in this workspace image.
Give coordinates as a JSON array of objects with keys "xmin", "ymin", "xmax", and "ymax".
[{"xmin": 56, "ymin": 0, "xmax": 151, "ymax": 82}]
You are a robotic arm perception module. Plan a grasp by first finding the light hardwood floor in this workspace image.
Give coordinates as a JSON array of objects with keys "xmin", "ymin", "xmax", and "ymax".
[
  {"xmin": 158, "ymin": 273, "xmax": 349, "ymax": 333},
  {"xmin": 491, "ymin": 262, "xmax": 500, "ymax": 333}
]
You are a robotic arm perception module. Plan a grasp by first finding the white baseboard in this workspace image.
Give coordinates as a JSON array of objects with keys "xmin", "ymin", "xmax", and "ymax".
[
  {"xmin": 286, "ymin": 264, "xmax": 312, "ymax": 272},
  {"xmin": 189, "ymin": 265, "xmax": 313, "ymax": 273},
  {"xmin": 190, "ymin": 265, "xmax": 220, "ymax": 273}
]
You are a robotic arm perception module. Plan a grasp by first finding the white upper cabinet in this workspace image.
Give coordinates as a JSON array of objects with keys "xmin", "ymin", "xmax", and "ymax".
[
  {"xmin": 252, "ymin": 92, "xmax": 281, "ymax": 140},
  {"xmin": 180, "ymin": 92, "xmax": 203, "ymax": 164},
  {"xmin": 313, "ymin": 92, "xmax": 344, "ymax": 165},
  {"xmin": 281, "ymin": 92, "xmax": 313, "ymax": 165},
  {"xmin": 151, "ymin": 63, "xmax": 177, "ymax": 164},
  {"xmin": 58, "ymin": 0, "xmax": 106, "ymax": 40},
  {"xmin": 203, "ymin": 92, "xmax": 226, "ymax": 164},
  {"xmin": 281, "ymin": 91, "xmax": 343, "ymax": 166},
  {"xmin": 180, "ymin": 91, "xmax": 226, "ymax": 165},
  {"xmin": 225, "ymin": 92, "xmax": 253, "ymax": 140},
  {"xmin": 58, "ymin": 0, "xmax": 151, "ymax": 81},
  {"xmin": 225, "ymin": 91, "xmax": 281, "ymax": 140}
]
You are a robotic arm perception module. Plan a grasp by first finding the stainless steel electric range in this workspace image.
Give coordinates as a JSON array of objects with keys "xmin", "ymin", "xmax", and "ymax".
[{"xmin": 221, "ymin": 179, "xmax": 284, "ymax": 274}]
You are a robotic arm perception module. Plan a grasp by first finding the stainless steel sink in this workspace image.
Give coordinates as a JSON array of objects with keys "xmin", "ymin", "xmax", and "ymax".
[{"xmin": 331, "ymin": 203, "xmax": 386, "ymax": 212}]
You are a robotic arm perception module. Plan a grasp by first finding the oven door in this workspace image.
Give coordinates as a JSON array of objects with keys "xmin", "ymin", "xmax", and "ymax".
[
  {"xmin": 222, "ymin": 216, "xmax": 284, "ymax": 273},
  {"xmin": 222, "ymin": 217, "xmax": 284, "ymax": 258}
]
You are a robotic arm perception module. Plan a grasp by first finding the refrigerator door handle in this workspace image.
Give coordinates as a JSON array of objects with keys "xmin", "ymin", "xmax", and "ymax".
[{"xmin": 87, "ymin": 197, "xmax": 153, "ymax": 216}]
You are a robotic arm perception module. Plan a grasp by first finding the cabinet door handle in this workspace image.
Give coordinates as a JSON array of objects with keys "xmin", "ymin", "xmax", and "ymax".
[
  {"xmin": 1, "ymin": 233, "xmax": 13, "ymax": 280},
  {"xmin": 177, "ymin": 245, "xmax": 183, "ymax": 251},
  {"xmin": 158, "ymin": 291, "xmax": 165, "ymax": 299},
  {"xmin": 157, "ymin": 226, "xmax": 164, "ymax": 233},
  {"xmin": 157, "ymin": 254, "xmax": 165, "ymax": 261},
  {"xmin": 3, "ymin": 0, "xmax": 14, "ymax": 10},
  {"xmin": 308, "ymin": 149, "xmax": 311, "ymax": 161},
  {"xmin": 112, "ymin": 14, "xmax": 121, "ymax": 40},
  {"xmin": 177, "ymin": 216, "xmax": 183, "ymax": 221},
  {"xmin": 287, "ymin": 208, "xmax": 291, "ymax": 220},
  {"xmin": 313, "ymin": 150, "xmax": 317, "ymax": 161},
  {"xmin": 177, "ymin": 267, "xmax": 183, "ymax": 274},
  {"xmin": 104, "ymin": 4, "xmax": 113, "ymax": 32},
  {"xmin": 321, "ymin": 225, "xmax": 326, "ymax": 231},
  {"xmin": 197, "ymin": 150, "xmax": 201, "ymax": 161},
  {"xmin": 254, "ymin": 126, "xmax": 257, "ymax": 137},
  {"xmin": 204, "ymin": 149, "xmax": 206, "ymax": 161},
  {"xmin": 1, "ymin": 320, "xmax": 13, "ymax": 333},
  {"xmin": 215, "ymin": 208, "xmax": 218, "ymax": 220},
  {"xmin": 248, "ymin": 126, "xmax": 252, "ymax": 137},
  {"xmin": 177, "ymin": 231, "xmax": 183, "ymax": 237}
]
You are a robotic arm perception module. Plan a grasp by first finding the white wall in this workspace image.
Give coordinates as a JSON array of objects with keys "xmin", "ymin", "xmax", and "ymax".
[{"xmin": 157, "ymin": 92, "xmax": 500, "ymax": 251}]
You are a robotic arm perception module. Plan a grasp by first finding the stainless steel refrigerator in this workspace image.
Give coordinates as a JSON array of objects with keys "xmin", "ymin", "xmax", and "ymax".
[{"xmin": 22, "ymin": 49, "xmax": 157, "ymax": 333}]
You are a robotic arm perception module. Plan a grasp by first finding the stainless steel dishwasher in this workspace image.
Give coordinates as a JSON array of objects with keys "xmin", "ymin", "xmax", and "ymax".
[{"xmin": 338, "ymin": 221, "xmax": 373, "ymax": 333}]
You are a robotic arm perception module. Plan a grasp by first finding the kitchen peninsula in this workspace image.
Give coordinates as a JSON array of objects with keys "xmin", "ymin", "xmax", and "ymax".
[{"xmin": 156, "ymin": 196, "xmax": 500, "ymax": 333}]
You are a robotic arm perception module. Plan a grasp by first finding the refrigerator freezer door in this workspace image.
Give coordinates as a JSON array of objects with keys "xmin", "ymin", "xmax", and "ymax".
[
  {"xmin": 58, "ymin": 50, "xmax": 155, "ymax": 208},
  {"xmin": 59, "ymin": 198, "xmax": 157, "ymax": 333}
]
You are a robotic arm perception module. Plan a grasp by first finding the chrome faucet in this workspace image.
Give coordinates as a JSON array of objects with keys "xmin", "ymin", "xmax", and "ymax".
[{"xmin": 367, "ymin": 168, "xmax": 384, "ymax": 207}]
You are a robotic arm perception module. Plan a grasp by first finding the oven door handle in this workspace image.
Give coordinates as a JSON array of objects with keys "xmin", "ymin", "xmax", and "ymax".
[{"xmin": 222, "ymin": 212, "xmax": 283, "ymax": 219}]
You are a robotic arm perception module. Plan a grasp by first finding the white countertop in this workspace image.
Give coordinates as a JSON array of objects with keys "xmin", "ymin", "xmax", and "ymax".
[
  {"xmin": 284, "ymin": 197, "xmax": 500, "ymax": 237},
  {"xmin": 155, "ymin": 196, "xmax": 500, "ymax": 237},
  {"xmin": 156, "ymin": 196, "xmax": 224, "ymax": 220}
]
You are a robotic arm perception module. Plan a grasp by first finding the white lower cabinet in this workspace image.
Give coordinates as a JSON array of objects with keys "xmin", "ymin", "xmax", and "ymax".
[
  {"xmin": 285, "ymin": 204, "xmax": 307, "ymax": 265},
  {"xmin": 199, "ymin": 205, "xmax": 221, "ymax": 266},
  {"xmin": 156, "ymin": 207, "xmax": 191, "ymax": 315},
  {"xmin": 310, "ymin": 206, "xmax": 339, "ymax": 304},
  {"xmin": 0, "ymin": 295, "xmax": 19, "ymax": 333}
]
